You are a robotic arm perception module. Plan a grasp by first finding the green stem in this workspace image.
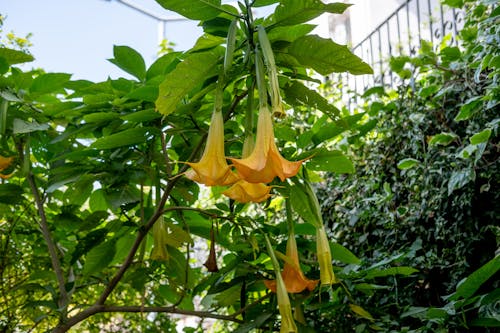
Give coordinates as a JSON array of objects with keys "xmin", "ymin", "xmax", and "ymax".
[{"xmin": 255, "ymin": 49, "xmax": 268, "ymax": 108}]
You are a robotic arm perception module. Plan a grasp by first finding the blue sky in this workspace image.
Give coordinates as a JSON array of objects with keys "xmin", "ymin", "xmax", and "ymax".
[{"xmin": 2, "ymin": 0, "xmax": 204, "ymax": 81}]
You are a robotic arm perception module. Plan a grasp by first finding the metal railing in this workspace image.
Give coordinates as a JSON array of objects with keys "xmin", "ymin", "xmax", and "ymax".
[{"xmin": 336, "ymin": 0, "xmax": 465, "ymax": 109}]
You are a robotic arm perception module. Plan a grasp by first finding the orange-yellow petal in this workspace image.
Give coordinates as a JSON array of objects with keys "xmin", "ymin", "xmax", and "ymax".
[
  {"xmin": 184, "ymin": 111, "xmax": 238, "ymax": 186},
  {"xmin": 0, "ymin": 156, "xmax": 14, "ymax": 172},
  {"xmin": 229, "ymin": 106, "xmax": 304, "ymax": 183},
  {"xmin": 222, "ymin": 180, "xmax": 272, "ymax": 203},
  {"xmin": 264, "ymin": 233, "xmax": 318, "ymax": 293}
]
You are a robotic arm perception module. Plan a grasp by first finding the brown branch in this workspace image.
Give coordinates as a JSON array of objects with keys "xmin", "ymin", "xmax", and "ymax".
[
  {"xmin": 53, "ymin": 93, "xmax": 251, "ymax": 331},
  {"xmin": 27, "ymin": 174, "xmax": 69, "ymax": 307},
  {"xmin": 230, "ymin": 292, "xmax": 271, "ymax": 319}
]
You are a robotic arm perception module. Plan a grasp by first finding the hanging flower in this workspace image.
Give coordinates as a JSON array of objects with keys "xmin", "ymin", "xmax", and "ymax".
[
  {"xmin": 276, "ymin": 269, "xmax": 298, "ymax": 333},
  {"xmin": 185, "ymin": 110, "xmax": 238, "ymax": 186},
  {"xmin": 203, "ymin": 226, "xmax": 219, "ymax": 272},
  {"xmin": 0, "ymin": 155, "xmax": 14, "ymax": 179},
  {"xmin": 316, "ymin": 225, "xmax": 339, "ymax": 285},
  {"xmin": 223, "ymin": 133, "xmax": 272, "ymax": 203},
  {"xmin": 229, "ymin": 105, "xmax": 304, "ymax": 184},
  {"xmin": 264, "ymin": 232, "xmax": 318, "ymax": 293},
  {"xmin": 151, "ymin": 216, "xmax": 169, "ymax": 261}
]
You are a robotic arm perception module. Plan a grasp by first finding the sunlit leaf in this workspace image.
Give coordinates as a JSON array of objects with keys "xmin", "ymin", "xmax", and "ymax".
[{"xmin": 288, "ymin": 35, "xmax": 373, "ymax": 75}]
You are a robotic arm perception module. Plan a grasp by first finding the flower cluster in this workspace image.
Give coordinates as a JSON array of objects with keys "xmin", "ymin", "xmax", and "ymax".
[{"xmin": 185, "ymin": 106, "xmax": 304, "ymax": 203}]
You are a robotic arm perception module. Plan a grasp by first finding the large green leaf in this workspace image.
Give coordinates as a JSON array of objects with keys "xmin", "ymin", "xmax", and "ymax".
[
  {"xmin": 289, "ymin": 182, "xmax": 322, "ymax": 227},
  {"xmin": 364, "ymin": 266, "xmax": 419, "ymax": 279},
  {"xmin": 308, "ymin": 149, "xmax": 355, "ymax": 174},
  {"xmin": 30, "ymin": 73, "xmax": 72, "ymax": 95},
  {"xmin": 331, "ymin": 243, "xmax": 360, "ymax": 265},
  {"xmin": 82, "ymin": 239, "xmax": 116, "ymax": 275},
  {"xmin": 283, "ymin": 81, "xmax": 340, "ymax": 118},
  {"xmin": 108, "ymin": 45, "xmax": 146, "ymax": 81},
  {"xmin": 450, "ymin": 255, "xmax": 500, "ymax": 301},
  {"xmin": 156, "ymin": 48, "xmax": 222, "ymax": 115},
  {"xmin": 0, "ymin": 47, "xmax": 34, "ymax": 65},
  {"xmin": 155, "ymin": 0, "xmax": 223, "ymax": 20},
  {"xmin": 288, "ymin": 35, "xmax": 373, "ymax": 75},
  {"xmin": 272, "ymin": 0, "xmax": 351, "ymax": 26},
  {"xmin": 90, "ymin": 127, "xmax": 156, "ymax": 149}
]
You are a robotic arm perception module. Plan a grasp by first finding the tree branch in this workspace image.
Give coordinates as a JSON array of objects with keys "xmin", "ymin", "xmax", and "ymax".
[{"xmin": 26, "ymin": 168, "xmax": 69, "ymax": 314}]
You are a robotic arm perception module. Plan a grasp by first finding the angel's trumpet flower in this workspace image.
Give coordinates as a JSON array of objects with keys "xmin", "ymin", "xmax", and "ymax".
[
  {"xmin": 185, "ymin": 110, "xmax": 238, "ymax": 186},
  {"xmin": 229, "ymin": 106, "xmax": 304, "ymax": 184},
  {"xmin": 264, "ymin": 232, "xmax": 318, "ymax": 293},
  {"xmin": 223, "ymin": 134, "xmax": 272, "ymax": 203},
  {"xmin": 316, "ymin": 225, "xmax": 339, "ymax": 286}
]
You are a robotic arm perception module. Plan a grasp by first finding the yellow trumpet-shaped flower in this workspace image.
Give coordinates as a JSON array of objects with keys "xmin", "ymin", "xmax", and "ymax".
[
  {"xmin": 316, "ymin": 225, "xmax": 339, "ymax": 285},
  {"xmin": 223, "ymin": 133, "xmax": 272, "ymax": 203},
  {"xmin": 0, "ymin": 156, "xmax": 14, "ymax": 179},
  {"xmin": 229, "ymin": 106, "xmax": 304, "ymax": 184},
  {"xmin": 276, "ymin": 271, "xmax": 298, "ymax": 333},
  {"xmin": 185, "ymin": 111, "xmax": 238, "ymax": 186},
  {"xmin": 265, "ymin": 232, "xmax": 318, "ymax": 293}
]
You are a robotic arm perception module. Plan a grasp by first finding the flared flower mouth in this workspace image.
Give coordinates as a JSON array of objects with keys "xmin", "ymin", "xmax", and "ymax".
[
  {"xmin": 229, "ymin": 106, "xmax": 305, "ymax": 184},
  {"xmin": 222, "ymin": 179, "xmax": 272, "ymax": 203},
  {"xmin": 265, "ymin": 232, "xmax": 319, "ymax": 293},
  {"xmin": 184, "ymin": 111, "xmax": 238, "ymax": 186}
]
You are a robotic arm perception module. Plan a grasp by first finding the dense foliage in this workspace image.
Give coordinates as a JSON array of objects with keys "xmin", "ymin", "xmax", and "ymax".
[{"xmin": 317, "ymin": 0, "xmax": 499, "ymax": 331}]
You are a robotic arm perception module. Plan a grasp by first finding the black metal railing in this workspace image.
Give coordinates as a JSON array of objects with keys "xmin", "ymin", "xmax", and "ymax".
[{"xmin": 336, "ymin": 0, "xmax": 465, "ymax": 109}]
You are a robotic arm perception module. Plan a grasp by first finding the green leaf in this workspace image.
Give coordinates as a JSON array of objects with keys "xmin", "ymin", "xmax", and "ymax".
[
  {"xmin": 155, "ymin": 0, "xmax": 223, "ymax": 20},
  {"xmin": 13, "ymin": 118, "xmax": 49, "ymax": 134},
  {"xmin": 89, "ymin": 189, "xmax": 109, "ymax": 212},
  {"xmin": 470, "ymin": 318, "xmax": 500, "ymax": 327},
  {"xmin": 428, "ymin": 132, "xmax": 457, "ymax": 146},
  {"xmin": 308, "ymin": 149, "xmax": 355, "ymax": 174},
  {"xmin": 289, "ymin": 182, "xmax": 322, "ymax": 227},
  {"xmin": 364, "ymin": 266, "xmax": 418, "ymax": 279},
  {"xmin": 272, "ymin": 0, "xmax": 351, "ymax": 26},
  {"xmin": 0, "ymin": 184, "xmax": 24, "ymax": 204},
  {"xmin": 455, "ymin": 97, "xmax": 482, "ymax": 121},
  {"xmin": 232, "ymin": 313, "xmax": 273, "ymax": 333},
  {"xmin": 450, "ymin": 256, "xmax": 500, "ymax": 301},
  {"xmin": 470, "ymin": 128, "xmax": 491, "ymax": 145},
  {"xmin": 146, "ymin": 52, "xmax": 181, "ymax": 80},
  {"xmin": 30, "ymin": 73, "xmax": 72, "ymax": 95},
  {"xmin": 448, "ymin": 168, "xmax": 475, "ymax": 195},
  {"xmin": 125, "ymin": 86, "xmax": 159, "ymax": 102},
  {"xmin": 156, "ymin": 49, "xmax": 222, "ymax": 115},
  {"xmin": 397, "ymin": 158, "xmax": 420, "ymax": 170},
  {"xmin": 82, "ymin": 240, "xmax": 116, "ymax": 275},
  {"xmin": 90, "ymin": 127, "xmax": 155, "ymax": 149},
  {"xmin": 0, "ymin": 47, "xmax": 34, "ymax": 65},
  {"xmin": 108, "ymin": 45, "xmax": 146, "ymax": 81},
  {"xmin": 349, "ymin": 304, "xmax": 374, "ymax": 321},
  {"xmin": 331, "ymin": 243, "xmax": 360, "ymax": 265},
  {"xmin": 191, "ymin": 34, "xmax": 225, "ymax": 52},
  {"xmin": 288, "ymin": 35, "xmax": 373, "ymax": 75},
  {"xmin": 83, "ymin": 112, "xmax": 118, "ymax": 123},
  {"xmin": 267, "ymin": 24, "xmax": 316, "ymax": 43},
  {"xmin": 253, "ymin": 0, "xmax": 279, "ymax": 6},
  {"xmin": 283, "ymin": 81, "xmax": 340, "ymax": 118},
  {"xmin": 121, "ymin": 109, "xmax": 162, "ymax": 122},
  {"xmin": 442, "ymin": 0, "xmax": 464, "ymax": 8}
]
